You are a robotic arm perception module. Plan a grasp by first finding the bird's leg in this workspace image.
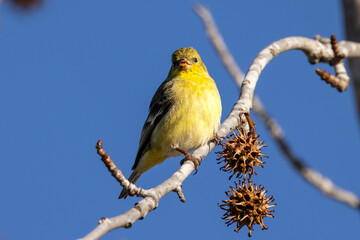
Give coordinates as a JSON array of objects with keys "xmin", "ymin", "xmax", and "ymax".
[{"xmin": 173, "ymin": 147, "xmax": 201, "ymax": 174}]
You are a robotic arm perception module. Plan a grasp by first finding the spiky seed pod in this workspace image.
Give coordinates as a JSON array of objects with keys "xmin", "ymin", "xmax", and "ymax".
[
  {"xmin": 216, "ymin": 127, "xmax": 267, "ymax": 180},
  {"xmin": 219, "ymin": 181, "xmax": 276, "ymax": 237}
]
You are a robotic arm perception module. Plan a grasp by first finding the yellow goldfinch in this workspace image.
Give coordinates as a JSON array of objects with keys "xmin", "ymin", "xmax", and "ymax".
[{"xmin": 119, "ymin": 47, "xmax": 221, "ymax": 199}]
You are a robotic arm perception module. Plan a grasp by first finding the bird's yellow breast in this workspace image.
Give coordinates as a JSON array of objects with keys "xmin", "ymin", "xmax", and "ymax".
[{"xmin": 151, "ymin": 70, "xmax": 222, "ymax": 157}]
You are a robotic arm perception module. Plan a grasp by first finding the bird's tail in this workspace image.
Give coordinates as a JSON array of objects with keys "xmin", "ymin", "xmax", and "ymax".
[{"xmin": 118, "ymin": 170, "xmax": 141, "ymax": 199}]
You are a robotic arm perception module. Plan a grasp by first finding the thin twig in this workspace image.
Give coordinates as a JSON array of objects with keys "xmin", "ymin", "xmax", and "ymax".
[
  {"xmin": 174, "ymin": 186, "xmax": 186, "ymax": 202},
  {"xmin": 194, "ymin": 4, "xmax": 360, "ymax": 210},
  {"xmin": 81, "ymin": 142, "xmax": 196, "ymax": 240},
  {"xmin": 194, "ymin": 4, "xmax": 244, "ymax": 85},
  {"xmin": 96, "ymin": 140, "xmax": 148, "ymax": 198}
]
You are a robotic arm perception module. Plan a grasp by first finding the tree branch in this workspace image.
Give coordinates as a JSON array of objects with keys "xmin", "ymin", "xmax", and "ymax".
[
  {"xmin": 236, "ymin": 36, "xmax": 354, "ymax": 111},
  {"xmin": 81, "ymin": 105, "xmax": 250, "ymax": 240},
  {"xmin": 81, "ymin": 104, "xmax": 250, "ymax": 240},
  {"xmin": 80, "ymin": 8, "xmax": 360, "ymax": 240},
  {"xmin": 253, "ymin": 97, "xmax": 360, "ymax": 209},
  {"xmin": 81, "ymin": 141, "xmax": 200, "ymax": 240},
  {"xmin": 193, "ymin": 4, "xmax": 245, "ymax": 86},
  {"xmin": 341, "ymin": 0, "xmax": 360, "ymax": 123},
  {"xmin": 194, "ymin": 4, "xmax": 360, "ymax": 210}
]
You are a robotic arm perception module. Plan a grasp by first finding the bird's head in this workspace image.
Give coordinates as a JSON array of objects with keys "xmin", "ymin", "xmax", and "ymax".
[{"xmin": 169, "ymin": 47, "xmax": 207, "ymax": 75}]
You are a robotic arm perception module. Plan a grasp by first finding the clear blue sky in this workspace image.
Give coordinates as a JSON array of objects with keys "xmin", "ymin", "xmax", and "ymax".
[{"xmin": 1, "ymin": 0, "xmax": 359, "ymax": 239}]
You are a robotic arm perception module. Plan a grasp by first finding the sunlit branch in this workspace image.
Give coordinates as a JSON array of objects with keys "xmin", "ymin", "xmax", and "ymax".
[
  {"xmin": 80, "ymin": 7, "xmax": 360, "ymax": 240},
  {"xmin": 194, "ymin": 4, "xmax": 359, "ymax": 210}
]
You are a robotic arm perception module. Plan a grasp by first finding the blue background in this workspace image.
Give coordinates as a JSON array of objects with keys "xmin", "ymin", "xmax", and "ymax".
[{"xmin": 0, "ymin": 0, "xmax": 359, "ymax": 239}]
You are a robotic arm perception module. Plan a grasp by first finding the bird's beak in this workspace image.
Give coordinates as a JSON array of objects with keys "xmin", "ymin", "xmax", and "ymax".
[{"xmin": 179, "ymin": 58, "xmax": 191, "ymax": 70}]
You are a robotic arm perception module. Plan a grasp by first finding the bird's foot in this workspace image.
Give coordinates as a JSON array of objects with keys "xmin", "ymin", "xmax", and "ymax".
[
  {"xmin": 212, "ymin": 133, "xmax": 222, "ymax": 145},
  {"xmin": 174, "ymin": 147, "xmax": 201, "ymax": 174}
]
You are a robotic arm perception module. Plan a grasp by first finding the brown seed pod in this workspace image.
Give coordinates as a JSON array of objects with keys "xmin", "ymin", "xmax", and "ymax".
[
  {"xmin": 219, "ymin": 181, "xmax": 276, "ymax": 237},
  {"xmin": 216, "ymin": 127, "xmax": 267, "ymax": 180}
]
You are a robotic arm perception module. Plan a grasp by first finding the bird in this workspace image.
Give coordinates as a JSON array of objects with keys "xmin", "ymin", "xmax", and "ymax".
[{"xmin": 119, "ymin": 47, "xmax": 222, "ymax": 199}]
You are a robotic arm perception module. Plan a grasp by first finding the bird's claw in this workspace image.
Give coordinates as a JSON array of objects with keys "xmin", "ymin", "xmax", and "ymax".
[
  {"xmin": 180, "ymin": 153, "xmax": 201, "ymax": 174},
  {"xmin": 174, "ymin": 147, "xmax": 201, "ymax": 174},
  {"xmin": 212, "ymin": 133, "xmax": 222, "ymax": 145}
]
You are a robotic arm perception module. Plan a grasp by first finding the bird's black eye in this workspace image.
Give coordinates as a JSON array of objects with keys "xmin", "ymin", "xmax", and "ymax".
[{"xmin": 193, "ymin": 58, "xmax": 198, "ymax": 63}]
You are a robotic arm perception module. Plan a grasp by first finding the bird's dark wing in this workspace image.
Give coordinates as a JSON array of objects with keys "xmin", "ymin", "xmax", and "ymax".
[{"xmin": 132, "ymin": 78, "xmax": 175, "ymax": 170}]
